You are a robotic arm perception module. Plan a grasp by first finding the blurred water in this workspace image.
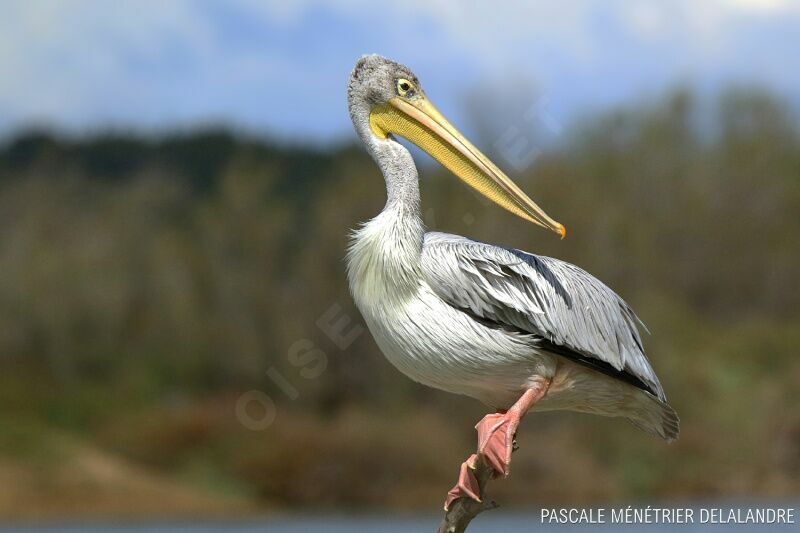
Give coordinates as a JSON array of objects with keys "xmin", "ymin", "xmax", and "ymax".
[{"xmin": 2, "ymin": 508, "xmax": 797, "ymax": 533}]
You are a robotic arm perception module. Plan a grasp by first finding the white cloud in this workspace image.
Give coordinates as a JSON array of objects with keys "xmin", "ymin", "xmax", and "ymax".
[
  {"xmin": 0, "ymin": 0, "xmax": 797, "ymax": 139},
  {"xmin": 724, "ymin": 0, "xmax": 795, "ymax": 13}
]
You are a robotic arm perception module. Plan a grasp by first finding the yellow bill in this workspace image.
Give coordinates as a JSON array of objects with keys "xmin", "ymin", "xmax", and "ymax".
[{"xmin": 369, "ymin": 95, "xmax": 566, "ymax": 238}]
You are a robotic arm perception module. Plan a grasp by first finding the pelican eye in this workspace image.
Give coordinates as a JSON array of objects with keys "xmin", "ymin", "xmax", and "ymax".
[{"xmin": 397, "ymin": 78, "xmax": 415, "ymax": 96}]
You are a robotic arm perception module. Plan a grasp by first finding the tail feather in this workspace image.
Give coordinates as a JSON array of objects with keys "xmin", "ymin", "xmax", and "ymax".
[{"xmin": 627, "ymin": 393, "xmax": 680, "ymax": 442}]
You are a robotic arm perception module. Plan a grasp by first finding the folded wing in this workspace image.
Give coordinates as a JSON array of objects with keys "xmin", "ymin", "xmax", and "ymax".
[{"xmin": 421, "ymin": 232, "xmax": 665, "ymax": 400}]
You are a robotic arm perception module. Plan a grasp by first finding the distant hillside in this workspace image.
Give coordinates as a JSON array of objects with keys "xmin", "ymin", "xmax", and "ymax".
[{"xmin": 0, "ymin": 129, "xmax": 366, "ymax": 199}]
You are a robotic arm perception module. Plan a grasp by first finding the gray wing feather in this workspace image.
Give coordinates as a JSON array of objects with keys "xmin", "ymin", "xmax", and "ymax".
[{"xmin": 421, "ymin": 232, "xmax": 665, "ymax": 400}]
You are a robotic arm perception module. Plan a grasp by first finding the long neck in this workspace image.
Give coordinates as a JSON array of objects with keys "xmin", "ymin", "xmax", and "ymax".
[
  {"xmin": 365, "ymin": 134, "xmax": 421, "ymax": 215},
  {"xmin": 348, "ymin": 95, "xmax": 422, "ymax": 216},
  {"xmin": 347, "ymin": 134, "xmax": 426, "ymax": 304}
]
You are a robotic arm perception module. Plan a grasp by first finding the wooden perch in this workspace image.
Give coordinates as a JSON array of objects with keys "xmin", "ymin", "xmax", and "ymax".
[{"xmin": 437, "ymin": 453, "xmax": 500, "ymax": 533}]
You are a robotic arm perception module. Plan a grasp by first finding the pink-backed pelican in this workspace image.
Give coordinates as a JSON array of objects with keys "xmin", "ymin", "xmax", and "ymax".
[{"xmin": 346, "ymin": 55, "xmax": 678, "ymax": 509}]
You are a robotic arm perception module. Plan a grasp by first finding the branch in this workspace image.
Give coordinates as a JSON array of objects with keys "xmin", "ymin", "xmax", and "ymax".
[{"xmin": 437, "ymin": 454, "xmax": 500, "ymax": 533}]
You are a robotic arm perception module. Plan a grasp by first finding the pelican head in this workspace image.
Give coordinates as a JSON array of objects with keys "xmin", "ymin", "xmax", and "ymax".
[{"xmin": 348, "ymin": 54, "xmax": 565, "ymax": 238}]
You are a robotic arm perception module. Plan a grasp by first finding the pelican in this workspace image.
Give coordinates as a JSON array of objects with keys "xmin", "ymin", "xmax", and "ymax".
[{"xmin": 346, "ymin": 55, "xmax": 678, "ymax": 508}]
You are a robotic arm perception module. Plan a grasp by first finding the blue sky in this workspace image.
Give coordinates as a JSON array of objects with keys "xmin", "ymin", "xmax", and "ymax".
[{"xmin": 0, "ymin": 0, "xmax": 798, "ymax": 143}]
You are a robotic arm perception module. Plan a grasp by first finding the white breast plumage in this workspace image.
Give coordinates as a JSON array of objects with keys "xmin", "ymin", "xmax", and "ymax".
[{"xmin": 347, "ymin": 207, "xmax": 554, "ymax": 408}]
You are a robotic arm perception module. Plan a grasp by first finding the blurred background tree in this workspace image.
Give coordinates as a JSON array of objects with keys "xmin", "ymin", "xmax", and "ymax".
[
  {"xmin": 2, "ymin": 0, "xmax": 800, "ymax": 519},
  {"xmin": 0, "ymin": 86, "xmax": 798, "ymax": 517}
]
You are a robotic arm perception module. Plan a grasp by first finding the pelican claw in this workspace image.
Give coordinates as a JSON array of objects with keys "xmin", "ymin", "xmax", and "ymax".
[{"xmin": 444, "ymin": 454, "xmax": 481, "ymax": 511}]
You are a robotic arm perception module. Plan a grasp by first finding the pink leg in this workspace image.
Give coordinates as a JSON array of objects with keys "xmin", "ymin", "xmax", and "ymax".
[
  {"xmin": 475, "ymin": 383, "xmax": 547, "ymax": 477},
  {"xmin": 443, "ymin": 381, "xmax": 550, "ymax": 509}
]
